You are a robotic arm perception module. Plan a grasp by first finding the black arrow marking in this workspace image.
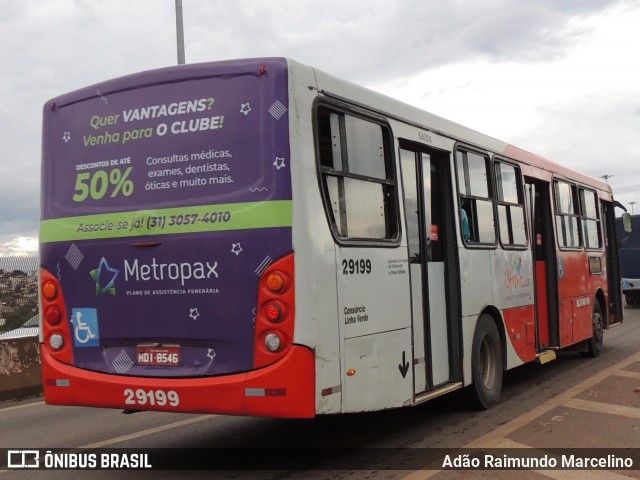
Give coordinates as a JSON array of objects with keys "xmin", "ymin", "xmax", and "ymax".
[{"xmin": 398, "ymin": 350, "xmax": 409, "ymax": 378}]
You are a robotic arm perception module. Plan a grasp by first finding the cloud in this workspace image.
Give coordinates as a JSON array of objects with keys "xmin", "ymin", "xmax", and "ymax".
[
  {"xmin": 0, "ymin": 236, "xmax": 38, "ymax": 257},
  {"xmin": 514, "ymin": 92, "xmax": 640, "ymax": 208},
  {"xmin": 370, "ymin": 0, "xmax": 640, "ymax": 212},
  {"xmin": 0, "ymin": 1, "xmax": 180, "ymax": 256},
  {"xmin": 0, "ymin": 0, "xmax": 638, "ymax": 255},
  {"xmin": 183, "ymin": 0, "xmax": 621, "ymax": 84}
]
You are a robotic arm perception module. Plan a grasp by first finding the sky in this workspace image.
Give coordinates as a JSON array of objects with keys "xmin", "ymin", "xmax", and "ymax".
[{"xmin": 1, "ymin": 0, "xmax": 639, "ymax": 256}]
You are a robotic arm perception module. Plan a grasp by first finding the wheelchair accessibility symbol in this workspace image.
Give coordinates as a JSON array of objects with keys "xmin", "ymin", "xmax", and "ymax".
[{"xmin": 71, "ymin": 308, "xmax": 100, "ymax": 347}]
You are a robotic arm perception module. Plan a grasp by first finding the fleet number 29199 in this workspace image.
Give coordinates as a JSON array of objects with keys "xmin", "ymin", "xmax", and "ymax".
[{"xmin": 124, "ymin": 388, "xmax": 180, "ymax": 407}]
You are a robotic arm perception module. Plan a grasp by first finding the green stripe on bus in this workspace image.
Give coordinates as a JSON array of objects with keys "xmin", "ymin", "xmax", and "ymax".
[{"xmin": 39, "ymin": 200, "xmax": 293, "ymax": 243}]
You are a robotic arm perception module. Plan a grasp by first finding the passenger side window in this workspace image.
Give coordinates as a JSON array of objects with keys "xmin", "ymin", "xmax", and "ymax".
[
  {"xmin": 316, "ymin": 106, "xmax": 398, "ymax": 242},
  {"xmin": 554, "ymin": 180, "xmax": 580, "ymax": 248},
  {"xmin": 456, "ymin": 149, "xmax": 495, "ymax": 245},
  {"xmin": 579, "ymin": 188, "xmax": 602, "ymax": 249},
  {"xmin": 495, "ymin": 161, "xmax": 527, "ymax": 247}
]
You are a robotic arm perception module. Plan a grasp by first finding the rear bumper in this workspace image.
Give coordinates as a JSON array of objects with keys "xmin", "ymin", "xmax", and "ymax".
[{"xmin": 42, "ymin": 345, "xmax": 316, "ymax": 418}]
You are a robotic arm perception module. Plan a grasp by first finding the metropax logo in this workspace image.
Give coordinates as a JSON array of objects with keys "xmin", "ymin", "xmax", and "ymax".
[{"xmin": 90, "ymin": 257, "xmax": 120, "ymax": 296}]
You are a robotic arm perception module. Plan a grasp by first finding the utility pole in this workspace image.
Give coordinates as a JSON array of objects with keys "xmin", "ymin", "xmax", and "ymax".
[
  {"xmin": 630, "ymin": 202, "xmax": 636, "ymax": 215},
  {"xmin": 175, "ymin": 0, "xmax": 185, "ymax": 65}
]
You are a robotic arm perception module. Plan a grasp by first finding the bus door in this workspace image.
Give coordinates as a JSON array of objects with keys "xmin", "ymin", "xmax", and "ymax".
[
  {"xmin": 525, "ymin": 179, "xmax": 560, "ymax": 349},
  {"xmin": 400, "ymin": 145, "xmax": 460, "ymax": 394},
  {"xmin": 602, "ymin": 201, "xmax": 623, "ymax": 326}
]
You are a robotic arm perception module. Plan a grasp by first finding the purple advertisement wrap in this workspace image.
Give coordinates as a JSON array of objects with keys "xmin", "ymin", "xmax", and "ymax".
[{"xmin": 40, "ymin": 58, "xmax": 293, "ymax": 377}]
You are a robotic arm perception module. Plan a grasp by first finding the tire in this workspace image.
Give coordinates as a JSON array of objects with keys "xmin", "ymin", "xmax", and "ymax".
[
  {"xmin": 470, "ymin": 314, "xmax": 503, "ymax": 409},
  {"xmin": 584, "ymin": 301, "xmax": 604, "ymax": 358}
]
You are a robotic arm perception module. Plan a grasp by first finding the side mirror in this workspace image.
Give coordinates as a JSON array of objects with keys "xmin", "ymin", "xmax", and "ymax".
[{"xmin": 622, "ymin": 212, "xmax": 633, "ymax": 233}]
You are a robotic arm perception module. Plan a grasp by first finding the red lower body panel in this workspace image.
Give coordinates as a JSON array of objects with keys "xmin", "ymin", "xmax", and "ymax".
[
  {"xmin": 42, "ymin": 345, "xmax": 315, "ymax": 418},
  {"xmin": 503, "ymin": 304, "xmax": 537, "ymax": 363}
]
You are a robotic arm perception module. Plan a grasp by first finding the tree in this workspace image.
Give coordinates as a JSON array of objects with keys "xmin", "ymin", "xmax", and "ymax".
[{"xmin": 1, "ymin": 300, "xmax": 37, "ymax": 332}]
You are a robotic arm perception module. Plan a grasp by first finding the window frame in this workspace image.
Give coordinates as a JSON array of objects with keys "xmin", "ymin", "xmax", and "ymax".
[
  {"xmin": 553, "ymin": 179, "xmax": 582, "ymax": 250},
  {"xmin": 578, "ymin": 186, "xmax": 602, "ymax": 251},
  {"xmin": 494, "ymin": 158, "xmax": 528, "ymax": 250},
  {"xmin": 314, "ymin": 100, "xmax": 400, "ymax": 247},
  {"xmin": 455, "ymin": 145, "xmax": 497, "ymax": 248}
]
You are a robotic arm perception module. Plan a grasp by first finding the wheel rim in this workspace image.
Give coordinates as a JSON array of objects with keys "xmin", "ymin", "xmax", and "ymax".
[{"xmin": 479, "ymin": 334, "xmax": 497, "ymax": 389}]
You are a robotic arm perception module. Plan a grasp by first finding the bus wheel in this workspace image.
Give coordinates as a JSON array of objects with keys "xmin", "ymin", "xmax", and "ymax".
[
  {"xmin": 584, "ymin": 301, "xmax": 604, "ymax": 358},
  {"xmin": 470, "ymin": 314, "xmax": 503, "ymax": 409}
]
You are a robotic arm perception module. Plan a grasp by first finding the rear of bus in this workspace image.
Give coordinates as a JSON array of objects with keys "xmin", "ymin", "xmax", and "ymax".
[{"xmin": 39, "ymin": 58, "xmax": 315, "ymax": 417}]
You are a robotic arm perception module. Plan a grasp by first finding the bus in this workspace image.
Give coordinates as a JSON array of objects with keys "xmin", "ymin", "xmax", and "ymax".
[
  {"xmin": 40, "ymin": 57, "xmax": 626, "ymax": 417},
  {"xmin": 616, "ymin": 214, "xmax": 640, "ymax": 305}
]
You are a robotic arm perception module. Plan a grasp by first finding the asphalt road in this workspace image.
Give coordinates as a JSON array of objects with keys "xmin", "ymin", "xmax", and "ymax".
[{"xmin": 2, "ymin": 305, "xmax": 639, "ymax": 480}]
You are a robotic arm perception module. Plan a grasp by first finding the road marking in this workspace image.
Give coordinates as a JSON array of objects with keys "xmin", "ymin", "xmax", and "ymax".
[
  {"xmin": 611, "ymin": 369, "xmax": 640, "ymax": 380},
  {"xmin": 0, "ymin": 407, "xmax": 214, "ymax": 474},
  {"xmin": 535, "ymin": 468, "xmax": 633, "ymax": 480},
  {"xmin": 564, "ymin": 397, "xmax": 640, "ymax": 419},
  {"xmin": 80, "ymin": 414, "xmax": 215, "ymax": 448},
  {"xmin": 401, "ymin": 349, "xmax": 640, "ymax": 479},
  {"xmin": 482, "ymin": 439, "xmax": 633, "ymax": 480},
  {"xmin": 466, "ymin": 350, "xmax": 640, "ymax": 449},
  {"xmin": 0, "ymin": 400, "xmax": 44, "ymax": 413}
]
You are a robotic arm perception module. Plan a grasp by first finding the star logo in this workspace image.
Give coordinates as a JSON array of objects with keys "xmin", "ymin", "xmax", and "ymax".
[
  {"xmin": 231, "ymin": 243, "xmax": 243, "ymax": 256},
  {"xmin": 240, "ymin": 103, "xmax": 252, "ymax": 115},
  {"xmin": 62, "ymin": 132, "xmax": 71, "ymax": 143},
  {"xmin": 273, "ymin": 157, "xmax": 286, "ymax": 170},
  {"xmin": 206, "ymin": 348, "xmax": 216, "ymax": 361},
  {"xmin": 89, "ymin": 257, "xmax": 119, "ymax": 296},
  {"xmin": 189, "ymin": 308, "xmax": 200, "ymax": 321}
]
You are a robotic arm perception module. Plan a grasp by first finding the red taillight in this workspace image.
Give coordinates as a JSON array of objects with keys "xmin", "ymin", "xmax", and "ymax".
[
  {"xmin": 45, "ymin": 306, "xmax": 62, "ymax": 325},
  {"xmin": 40, "ymin": 269, "xmax": 73, "ymax": 365},
  {"xmin": 254, "ymin": 254, "xmax": 295, "ymax": 368},
  {"xmin": 265, "ymin": 302, "xmax": 283, "ymax": 322}
]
